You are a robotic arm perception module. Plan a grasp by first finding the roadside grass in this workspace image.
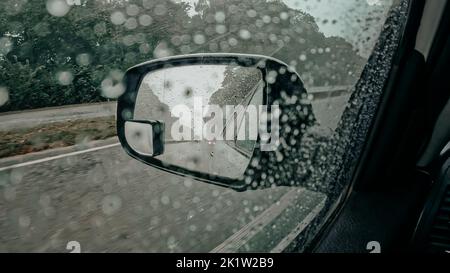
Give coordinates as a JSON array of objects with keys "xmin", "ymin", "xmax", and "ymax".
[{"xmin": 0, "ymin": 116, "xmax": 116, "ymax": 158}]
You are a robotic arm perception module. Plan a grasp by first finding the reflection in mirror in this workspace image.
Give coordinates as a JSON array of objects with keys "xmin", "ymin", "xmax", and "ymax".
[
  {"xmin": 132, "ymin": 64, "xmax": 264, "ymax": 179},
  {"xmin": 125, "ymin": 120, "xmax": 165, "ymax": 157}
]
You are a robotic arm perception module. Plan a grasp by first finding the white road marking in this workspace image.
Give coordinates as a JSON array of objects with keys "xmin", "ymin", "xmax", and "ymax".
[
  {"xmin": 211, "ymin": 188, "xmax": 326, "ymax": 253},
  {"xmin": 270, "ymin": 197, "xmax": 327, "ymax": 253},
  {"xmin": 0, "ymin": 143, "xmax": 120, "ymax": 172},
  {"xmin": 211, "ymin": 188, "xmax": 306, "ymax": 253},
  {"xmin": 210, "ymin": 189, "xmax": 301, "ymax": 252}
]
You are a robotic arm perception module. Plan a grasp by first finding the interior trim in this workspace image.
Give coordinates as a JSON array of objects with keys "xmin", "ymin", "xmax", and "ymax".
[
  {"xmin": 414, "ymin": 0, "xmax": 447, "ymax": 60},
  {"xmin": 418, "ymin": 98, "xmax": 450, "ymax": 166}
]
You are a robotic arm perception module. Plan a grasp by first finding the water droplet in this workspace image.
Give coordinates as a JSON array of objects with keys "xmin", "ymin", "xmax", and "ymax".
[
  {"xmin": 215, "ymin": 11, "xmax": 225, "ymax": 23},
  {"xmin": 0, "ymin": 86, "xmax": 10, "ymax": 106},
  {"xmin": 153, "ymin": 41, "xmax": 173, "ymax": 58},
  {"xmin": 0, "ymin": 37, "xmax": 13, "ymax": 56},
  {"xmin": 139, "ymin": 14, "xmax": 153, "ymax": 26},
  {"xmin": 110, "ymin": 11, "xmax": 126, "ymax": 25},
  {"xmin": 215, "ymin": 25, "xmax": 227, "ymax": 34},
  {"xmin": 126, "ymin": 4, "xmax": 140, "ymax": 16},
  {"xmin": 19, "ymin": 215, "xmax": 31, "ymax": 228},
  {"xmin": 193, "ymin": 34, "xmax": 206, "ymax": 45},
  {"xmin": 161, "ymin": 195, "xmax": 170, "ymax": 205},
  {"xmin": 239, "ymin": 29, "xmax": 251, "ymax": 40},
  {"xmin": 46, "ymin": 0, "xmax": 71, "ymax": 17},
  {"xmin": 76, "ymin": 53, "xmax": 91, "ymax": 66},
  {"xmin": 154, "ymin": 4, "xmax": 167, "ymax": 16},
  {"xmin": 56, "ymin": 71, "xmax": 73, "ymax": 86},
  {"xmin": 125, "ymin": 18, "xmax": 138, "ymax": 30},
  {"xmin": 247, "ymin": 10, "xmax": 257, "ymax": 18},
  {"xmin": 101, "ymin": 195, "xmax": 122, "ymax": 216},
  {"xmin": 101, "ymin": 70, "xmax": 125, "ymax": 99}
]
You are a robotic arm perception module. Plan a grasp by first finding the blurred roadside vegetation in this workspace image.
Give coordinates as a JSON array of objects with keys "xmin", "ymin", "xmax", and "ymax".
[
  {"xmin": 0, "ymin": 0, "xmax": 364, "ymax": 112},
  {"xmin": 0, "ymin": 116, "xmax": 116, "ymax": 158}
]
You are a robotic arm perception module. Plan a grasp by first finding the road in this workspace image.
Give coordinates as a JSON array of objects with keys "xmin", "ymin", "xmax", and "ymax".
[
  {"xmin": 0, "ymin": 88, "xmax": 349, "ymax": 253},
  {"xmin": 0, "ymin": 142, "xmax": 328, "ymax": 252}
]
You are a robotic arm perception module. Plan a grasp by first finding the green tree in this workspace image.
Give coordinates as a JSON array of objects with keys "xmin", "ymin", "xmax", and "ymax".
[
  {"xmin": 0, "ymin": 0, "xmax": 363, "ymax": 112},
  {"xmin": 0, "ymin": 0, "xmax": 190, "ymax": 112},
  {"xmin": 185, "ymin": 0, "xmax": 364, "ymax": 86}
]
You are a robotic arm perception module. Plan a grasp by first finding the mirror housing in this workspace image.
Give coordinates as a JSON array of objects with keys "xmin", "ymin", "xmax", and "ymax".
[{"xmin": 117, "ymin": 53, "xmax": 313, "ymax": 191}]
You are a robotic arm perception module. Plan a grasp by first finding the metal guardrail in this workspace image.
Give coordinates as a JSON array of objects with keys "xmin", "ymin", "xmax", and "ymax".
[
  {"xmin": 0, "ymin": 86, "xmax": 352, "ymax": 131},
  {"xmin": 0, "ymin": 102, "xmax": 117, "ymax": 131}
]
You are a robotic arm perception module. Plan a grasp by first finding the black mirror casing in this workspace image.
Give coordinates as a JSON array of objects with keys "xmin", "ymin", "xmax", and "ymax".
[{"xmin": 117, "ymin": 53, "xmax": 313, "ymax": 191}]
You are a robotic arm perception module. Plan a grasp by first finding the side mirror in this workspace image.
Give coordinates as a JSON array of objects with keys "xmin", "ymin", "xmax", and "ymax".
[{"xmin": 117, "ymin": 54, "xmax": 314, "ymax": 191}]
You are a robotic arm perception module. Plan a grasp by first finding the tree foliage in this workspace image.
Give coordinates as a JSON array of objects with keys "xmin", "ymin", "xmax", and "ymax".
[{"xmin": 0, "ymin": 0, "xmax": 363, "ymax": 112}]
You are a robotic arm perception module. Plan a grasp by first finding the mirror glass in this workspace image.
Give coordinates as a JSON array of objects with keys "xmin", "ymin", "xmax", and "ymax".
[
  {"xmin": 124, "ymin": 120, "xmax": 165, "ymax": 157},
  {"xmin": 125, "ymin": 121, "xmax": 155, "ymax": 156},
  {"xmin": 131, "ymin": 64, "xmax": 264, "ymax": 179}
]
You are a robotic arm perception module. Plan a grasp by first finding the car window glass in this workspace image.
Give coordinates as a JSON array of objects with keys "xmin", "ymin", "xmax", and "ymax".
[{"xmin": 0, "ymin": 0, "xmax": 409, "ymax": 252}]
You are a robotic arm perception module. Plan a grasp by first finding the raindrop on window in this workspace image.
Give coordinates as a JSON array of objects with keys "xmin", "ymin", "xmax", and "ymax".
[
  {"xmin": 111, "ymin": 11, "xmax": 126, "ymax": 25},
  {"xmin": 139, "ymin": 14, "xmax": 153, "ymax": 26},
  {"xmin": 0, "ymin": 86, "xmax": 10, "ymax": 107},
  {"xmin": 0, "ymin": 37, "xmax": 13, "ymax": 56},
  {"xmin": 56, "ymin": 71, "xmax": 74, "ymax": 86},
  {"xmin": 46, "ymin": 0, "xmax": 71, "ymax": 17}
]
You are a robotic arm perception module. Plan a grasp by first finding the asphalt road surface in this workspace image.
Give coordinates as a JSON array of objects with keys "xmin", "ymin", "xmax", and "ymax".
[
  {"xmin": 0, "ymin": 143, "xmax": 326, "ymax": 252},
  {"xmin": 0, "ymin": 91, "xmax": 348, "ymax": 253}
]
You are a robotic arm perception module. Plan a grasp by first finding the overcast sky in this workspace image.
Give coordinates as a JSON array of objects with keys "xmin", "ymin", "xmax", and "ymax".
[{"xmin": 181, "ymin": 0, "xmax": 394, "ymax": 57}]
